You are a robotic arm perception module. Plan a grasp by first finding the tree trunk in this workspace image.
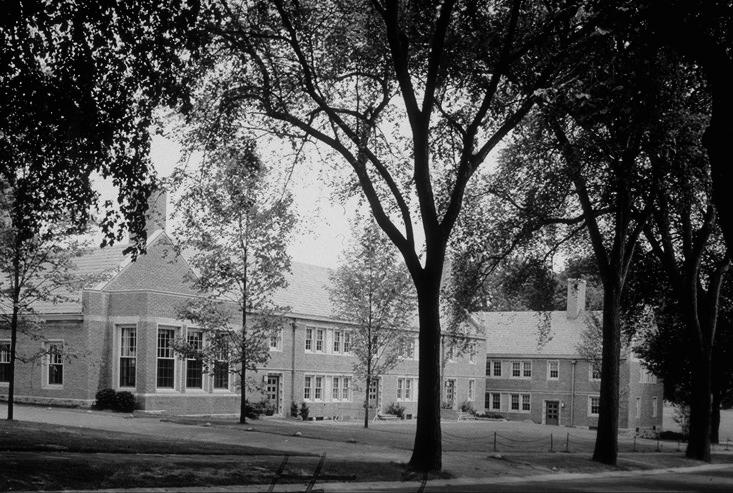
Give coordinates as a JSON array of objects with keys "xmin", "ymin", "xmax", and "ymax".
[
  {"xmin": 6, "ymin": 303, "xmax": 19, "ymax": 421},
  {"xmin": 240, "ymin": 315, "xmax": 247, "ymax": 425},
  {"xmin": 408, "ymin": 277, "xmax": 442, "ymax": 472},
  {"xmin": 592, "ymin": 286, "xmax": 622, "ymax": 465},
  {"xmin": 364, "ymin": 374, "xmax": 370, "ymax": 429},
  {"xmin": 711, "ymin": 387, "xmax": 721, "ymax": 445},
  {"xmin": 686, "ymin": 346, "xmax": 713, "ymax": 461}
]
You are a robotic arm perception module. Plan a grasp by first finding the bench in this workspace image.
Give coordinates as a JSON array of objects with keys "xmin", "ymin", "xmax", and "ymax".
[{"xmin": 457, "ymin": 412, "xmax": 477, "ymax": 421}]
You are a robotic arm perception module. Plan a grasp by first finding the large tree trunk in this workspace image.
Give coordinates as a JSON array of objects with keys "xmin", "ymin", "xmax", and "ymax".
[
  {"xmin": 686, "ymin": 346, "xmax": 713, "ymax": 461},
  {"xmin": 6, "ymin": 304, "xmax": 19, "ymax": 421},
  {"xmin": 592, "ymin": 286, "xmax": 622, "ymax": 465},
  {"xmin": 408, "ymin": 277, "xmax": 443, "ymax": 472},
  {"xmin": 364, "ymin": 374, "xmax": 371, "ymax": 429},
  {"xmin": 711, "ymin": 387, "xmax": 721, "ymax": 445}
]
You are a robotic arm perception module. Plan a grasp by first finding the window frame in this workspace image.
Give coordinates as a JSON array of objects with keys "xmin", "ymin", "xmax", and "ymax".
[
  {"xmin": 491, "ymin": 392, "xmax": 501, "ymax": 410},
  {"xmin": 44, "ymin": 340, "xmax": 64, "ymax": 388},
  {"xmin": 589, "ymin": 395, "xmax": 600, "ymax": 416},
  {"xmin": 118, "ymin": 325, "xmax": 137, "ymax": 389},
  {"xmin": 305, "ymin": 328, "xmax": 313, "ymax": 352},
  {"xmin": 304, "ymin": 375, "xmax": 312, "ymax": 400},
  {"xmin": 652, "ymin": 396, "xmax": 658, "ymax": 418},
  {"xmin": 156, "ymin": 326, "xmax": 178, "ymax": 390},
  {"xmin": 0, "ymin": 339, "xmax": 11, "ymax": 385},
  {"xmin": 547, "ymin": 360, "xmax": 559, "ymax": 380},
  {"xmin": 468, "ymin": 379, "xmax": 475, "ymax": 401},
  {"xmin": 185, "ymin": 329, "xmax": 204, "ymax": 390},
  {"xmin": 487, "ymin": 360, "xmax": 502, "ymax": 377},
  {"xmin": 269, "ymin": 327, "xmax": 283, "ymax": 352},
  {"xmin": 590, "ymin": 362, "xmax": 601, "ymax": 381}
]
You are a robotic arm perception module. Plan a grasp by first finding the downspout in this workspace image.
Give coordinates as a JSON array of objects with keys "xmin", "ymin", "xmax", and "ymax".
[
  {"xmin": 290, "ymin": 319, "xmax": 297, "ymax": 408},
  {"xmin": 570, "ymin": 360, "xmax": 577, "ymax": 427}
]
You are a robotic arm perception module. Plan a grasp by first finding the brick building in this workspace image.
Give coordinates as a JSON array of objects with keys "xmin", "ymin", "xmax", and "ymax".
[
  {"xmin": 0, "ymin": 199, "xmax": 485, "ymax": 418},
  {"xmin": 474, "ymin": 280, "xmax": 664, "ymax": 430}
]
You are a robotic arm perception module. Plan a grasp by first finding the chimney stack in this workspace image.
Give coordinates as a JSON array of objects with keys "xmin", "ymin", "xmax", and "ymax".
[
  {"xmin": 566, "ymin": 278, "xmax": 586, "ymax": 319},
  {"xmin": 145, "ymin": 189, "xmax": 167, "ymax": 237}
]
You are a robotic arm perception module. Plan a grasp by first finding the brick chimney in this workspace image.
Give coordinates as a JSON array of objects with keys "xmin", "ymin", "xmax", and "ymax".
[
  {"xmin": 566, "ymin": 278, "xmax": 586, "ymax": 319},
  {"xmin": 145, "ymin": 189, "xmax": 167, "ymax": 237}
]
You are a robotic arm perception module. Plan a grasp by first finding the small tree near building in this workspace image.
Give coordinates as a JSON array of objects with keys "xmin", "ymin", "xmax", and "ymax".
[
  {"xmin": 329, "ymin": 220, "xmax": 416, "ymax": 428},
  {"xmin": 170, "ymin": 138, "xmax": 296, "ymax": 424}
]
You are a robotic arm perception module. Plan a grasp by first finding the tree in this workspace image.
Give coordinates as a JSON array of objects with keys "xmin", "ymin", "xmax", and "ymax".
[
  {"xmin": 329, "ymin": 220, "xmax": 415, "ymax": 428},
  {"xmin": 170, "ymin": 138, "xmax": 296, "ymax": 424},
  {"xmin": 189, "ymin": 0, "xmax": 591, "ymax": 471},
  {"xmin": 0, "ymin": 0, "xmax": 210, "ymax": 420}
]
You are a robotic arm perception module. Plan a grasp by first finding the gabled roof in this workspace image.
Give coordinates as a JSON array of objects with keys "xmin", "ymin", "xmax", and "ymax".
[{"xmin": 472, "ymin": 310, "xmax": 599, "ymax": 357}]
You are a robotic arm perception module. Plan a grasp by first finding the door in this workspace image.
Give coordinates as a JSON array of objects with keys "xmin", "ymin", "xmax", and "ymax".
[
  {"xmin": 265, "ymin": 375, "xmax": 280, "ymax": 415},
  {"xmin": 445, "ymin": 379, "xmax": 456, "ymax": 408},
  {"xmin": 368, "ymin": 378, "xmax": 380, "ymax": 409},
  {"xmin": 546, "ymin": 400, "xmax": 559, "ymax": 425}
]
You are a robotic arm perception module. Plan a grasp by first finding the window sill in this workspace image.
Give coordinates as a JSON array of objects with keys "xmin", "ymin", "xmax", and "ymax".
[
  {"xmin": 42, "ymin": 384, "xmax": 64, "ymax": 390},
  {"xmin": 155, "ymin": 388, "xmax": 180, "ymax": 393}
]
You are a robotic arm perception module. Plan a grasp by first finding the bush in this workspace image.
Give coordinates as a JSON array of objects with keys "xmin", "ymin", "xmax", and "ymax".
[
  {"xmin": 672, "ymin": 404, "xmax": 690, "ymax": 438},
  {"xmin": 114, "ymin": 391, "xmax": 136, "ymax": 413},
  {"xmin": 299, "ymin": 402, "xmax": 310, "ymax": 420},
  {"xmin": 385, "ymin": 402, "xmax": 406, "ymax": 418},
  {"xmin": 244, "ymin": 399, "xmax": 272, "ymax": 420},
  {"xmin": 441, "ymin": 401, "xmax": 454, "ymax": 409},
  {"xmin": 477, "ymin": 411, "xmax": 504, "ymax": 419},
  {"xmin": 94, "ymin": 388, "xmax": 117, "ymax": 410},
  {"xmin": 659, "ymin": 430, "xmax": 685, "ymax": 441},
  {"xmin": 290, "ymin": 401, "xmax": 299, "ymax": 418},
  {"xmin": 460, "ymin": 400, "xmax": 476, "ymax": 414}
]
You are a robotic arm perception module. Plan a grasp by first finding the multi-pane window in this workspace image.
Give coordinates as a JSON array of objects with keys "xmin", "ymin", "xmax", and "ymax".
[
  {"xmin": 314, "ymin": 376, "xmax": 323, "ymax": 399},
  {"xmin": 305, "ymin": 328, "xmax": 313, "ymax": 351},
  {"xmin": 590, "ymin": 363, "xmax": 601, "ymax": 380},
  {"xmin": 47, "ymin": 343, "xmax": 63, "ymax": 386},
  {"xmin": 315, "ymin": 329, "xmax": 324, "ymax": 352},
  {"xmin": 523, "ymin": 361, "xmax": 532, "ymax": 377},
  {"xmin": 332, "ymin": 377, "xmax": 340, "ymax": 400},
  {"xmin": 468, "ymin": 343, "xmax": 476, "ymax": 364},
  {"xmin": 468, "ymin": 379, "xmax": 475, "ymax": 401},
  {"xmin": 304, "ymin": 376, "xmax": 312, "ymax": 400},
  {"xmin": 492, "ymin": 393, "xmax": 501, "ymax": 410},
  {"xmin": 119, "ymin": 326, "xmax": 136, "ymax": 387},
  {"xmin": 186, "ymin": 331, "xmax": 203, "ymax": 389},
  {"xmin": 157, "ymin": 327, "xmax": 176, "ymax": 389},
  {"xmin": 213, "ymin": 340, "xmax": 229, "ymax": 390},
  {"xmin": 333, "ymin": 331, "xmax": 342, "ymax": 353},
  {"xmin": 652, "ymin": 397, "xmax": 658, "ymax": 418},
  {"xmin": 401, "ymin": 339, "xmax": 416, "ymax": 359},
  {"xmin": 397, "ymin": 378, "xmax": 414, "ymax": 401},
  {"xmin": 511, "ymin": 361, "xmax": 521, "ymax": 377},
  {"xmin": 511, "ymin": 393, "xmax": 520, "ymax": 410},
  {"xmin": 548, "ymin": 360, "xmax": 559, "ymax": 380},
  {"xmin": 640, "ymin": 368, "xmax": 658, "ymax": 384},
  {"xmin": 397, "ymin": 378, "xmax": 404, "ymax": 400},
  {"xmin": 487, "ymin": 360, "xmax": 502, "ymax": 377},
  {"xmin": 0, "ymin": 341, "xmax": 10, "ymax": 383},
  {"xmin": 343, "ymin": 331, "xmax": 352, "ymax": 353},
  {"xmin": 521, "ymin": 393, "xmax": 530, "ymax": 411},
  {"xmin": 342, "ymin": 377, "xmax": 350, "ymax": 400},
  {"xmin": 590, "ymin": 396, "xmax": 600, "ymax": 416},
  {"xmin": 269, "ymin": 328, "xmax": 282, "ymax": 351},
  {"xmin": 368, "ymin": 379, "xmax": 379, "ymax": 403},
  {"xmin": 405, "ymin": 379, "xmax": 412, "ymax": 400}
]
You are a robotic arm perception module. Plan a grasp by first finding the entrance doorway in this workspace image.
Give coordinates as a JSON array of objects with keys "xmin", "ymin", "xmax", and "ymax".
[
  {"xmin": 546, "ymin": 400, "xmax": 560, "ymax": 425},
  {"xmin": 265, "ymin": 375, "xmax": 281, "ymax": 415}
]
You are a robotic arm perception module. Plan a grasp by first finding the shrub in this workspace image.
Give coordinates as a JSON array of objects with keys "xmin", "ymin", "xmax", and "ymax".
[
  {"xmin": 114, "ymin": 391, "xmax": 136, "ymax": 413},
  {"xmin": 244, "ymin": 399, "xmax": 271, "ymax": 420},
  {"xmin": 659, "ymin": 430, "xmax": 685, "ymax": 441},
  {"xmin": 441, "ymin": 401, "xmax": 454, "ymax": 409},
  {"xmin": 290, "ymin": 401, "xmax": 299, "ymax": 418},
  {"xmin": 385, "ymin": 402, "xmax": 405, "ymax": 418},
  {"xmin": 460, "ymin": 400, "xmax": 476, "ymax": 414},
  {"xmin": 299, "ymin": 402, "xmax": 310, "ymax": 420},
  {"xmin": 672, "ymin": 404, "xmax": 690, "ymax": 438},
  {"xmin": 477, "ymin": 411, "xmax": 504, "ymax": 419},
  {"xmin": 94, "ymin": 388, "xmax": 117, "ymax": 410}
]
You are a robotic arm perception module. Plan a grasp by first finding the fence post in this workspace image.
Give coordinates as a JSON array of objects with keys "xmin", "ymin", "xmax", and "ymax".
[
  {"xmin": 633, "ymin": 435, "xmax": 637, "ymax": 452},
  {"xmin": 550, "ymin": 433, "xmax": 553, "ymax": 452},
  {"xmin": 565, "ymin": 432, "xmax": 570, "ymax": 453},
  {"xmin": 493, "ymin": 432, "xmax": 497, "ymax": 452}
]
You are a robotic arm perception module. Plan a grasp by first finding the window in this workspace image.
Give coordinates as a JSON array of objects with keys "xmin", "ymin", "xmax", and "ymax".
[
  {"xmin": 304, "ymin": 376, "xmax": 312, "ymax": 400},
  {"xmin": 521, "ymin": 393, "xmax": 530, "ymax": 411},
  {"xmin": 0, "ymin": 341, "xmax": 10, "ymax": 383},
  {"xmin": 446, "ymin": 345, "xmax": 455, "ymax": 362},
  {"xmin": 157, "ymin": 327, "xmax": 176, "ymax": 389},
  {"xmin": 487, "ymin": 360, "xmax": 502, "ymax": 377},
  {"xmin": 511, "ymin": 361, "xmax": 521, "ymax": 377},
  {"xmin": 269, "ymin": 328, "xmax": 282, "ymax": 351},
  {"xmin": 590, "ymin": 363, "xmax": 601, "ymax": 381},
  {"xmin": 333, "ymin": 376, "xmax": 340, "ymax": 400},
  {"xmin": 368, "ymin": 379, "xmax": 378, "ymax": 403},
  {"xmin": 511, "ymin": 393, "xmax": 520, "ymax": 411},
  {"xmin": 333, "ymin": 330, "xmax": 342, "ymax": 353},
  {"xmin": 315, "ymin": 376, "xmax": 323, "ymax": 399},
  {"xmin": 315, "ymin": 329, "xmax": 324, "ymax": 352},
  {"xmin": 468, "ymin": 343, "xmax": 476, "ymax": 364},
  {"xmin": 523, "ymin": 361, "xmax": 532, "ymax": 377},
  {"xmin": 186, "ymin": 331, "xmax": 203, "ymax": 389},
  {"xmin": 652, "ymin": 397, "xmax": 658, "ymax": 418},
  {"xmin": 640, "ymin": 368, "xmax": 658, "ymax": 384},
  {"xmin": 46, "ymin": 342, "xmax": 63, "ymax": 386},
  {"xmin": 636, "ymin": 397, "xmax": 641, "ymax": 419},
  {"xmin": 589, "ymin": 396, "xmax": 600, "ymax": 416},
  {"xmin": 343, "ymin": 331, "xmax": 352, "ymax": 353},
  {"xmin": 119, "ymin": 326, "xmax": 136, "ymax": 388},
  {"xmin": 397, "ymin": 378, "xmax": 403, "ymax": 400},
  {"xmin": 492, "ymin": 393, "xmax": 501, "ymax": 410},
  {"xmin": 548, "ymin": 360, "xmax": 559, "ymax": 380},
  {"xmin": 397, "ymin": 377, "xmax": 413, "ymax": 401},
  {"xmin": 305, "ymin": 328, "xmax": 313, "ymax": 351},
  {"xmin": 405, "ymin": 379, "xmax": 412, "ymax": 400},
  {"xmin": 213, "ymin": 341, "xmax": 229, "ymax": 390},
  {"xmin": 342, "ymin": 377, "xmax": 351, "ymax": 400},
  {"xmin": 468, "ymin": 379, "xmax": 475, "ymax": 401},
  {"xmin": 401, "ymin": 338, "xmax": 416, "ymax": 359}
]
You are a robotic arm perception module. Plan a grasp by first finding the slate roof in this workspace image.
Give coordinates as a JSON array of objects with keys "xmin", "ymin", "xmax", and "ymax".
[
  {"xmin": 272, "ymin": 262, "xmax": 335, "ymax": 319},
  {"xmin": 472, "ymin": 310, "xmax": 600, "ymax": 357}
]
